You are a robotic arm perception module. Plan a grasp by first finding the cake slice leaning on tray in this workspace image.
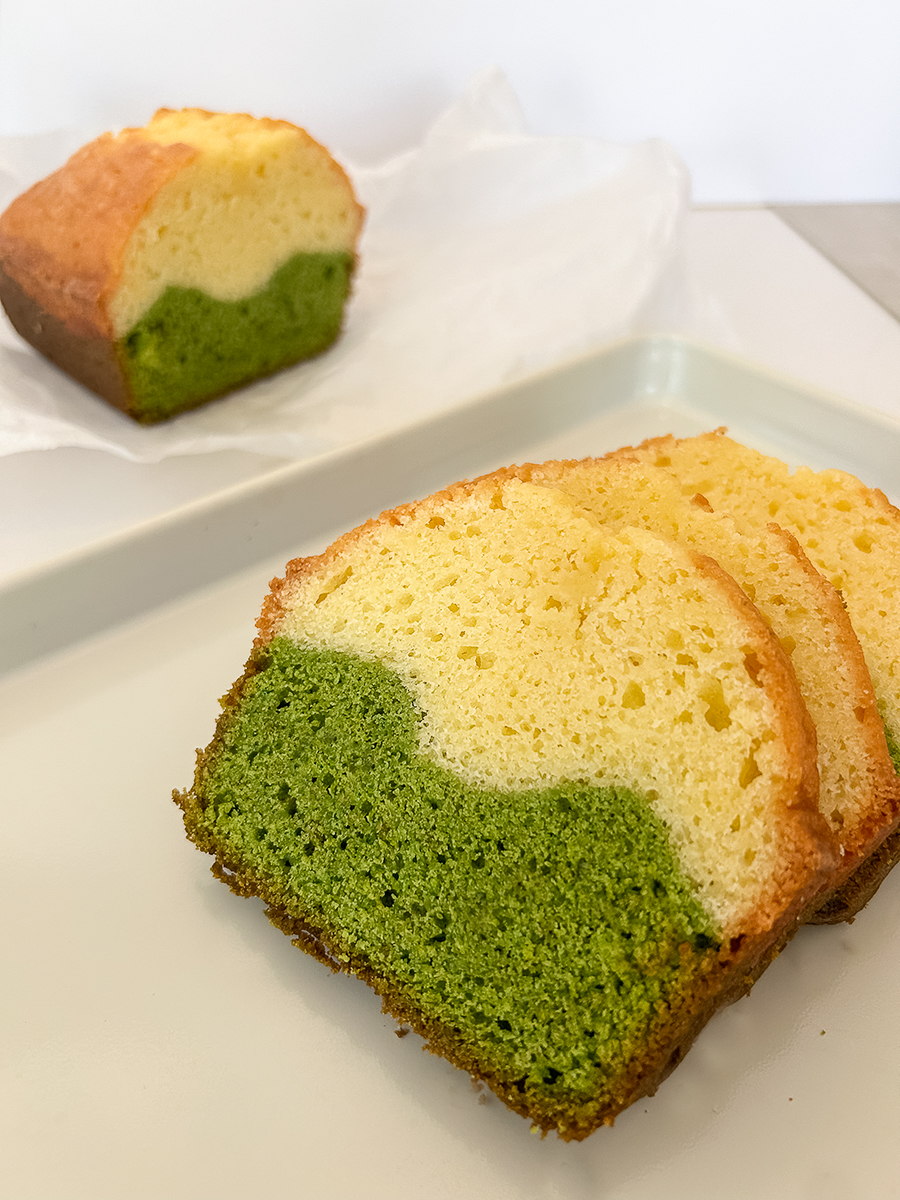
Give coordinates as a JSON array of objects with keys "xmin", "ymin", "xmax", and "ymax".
[
  {"xmin": 176, "ymin": 471, "xmax": 837, "ymax": 1140},
  {"xmin": 612, "ymin": 430, "xmax": 900, "ymax": 922},
  {"xmin": 495, "ymin": 456, "xmax": 900, "ymax": 924},
  {"xmin": 0, "ymin": 108, "xmax": 363, "ymax": 423}
]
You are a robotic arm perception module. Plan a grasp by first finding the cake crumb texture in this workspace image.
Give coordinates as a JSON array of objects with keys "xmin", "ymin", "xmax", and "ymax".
[{"xmin": 494, "ymin": 457, "xmax": 899, "ymax": 892}]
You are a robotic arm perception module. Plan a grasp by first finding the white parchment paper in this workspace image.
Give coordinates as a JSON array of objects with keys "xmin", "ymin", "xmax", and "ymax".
[{"xmin": 0, "ymin": 69, "xmax": 689, "ymax": 462}]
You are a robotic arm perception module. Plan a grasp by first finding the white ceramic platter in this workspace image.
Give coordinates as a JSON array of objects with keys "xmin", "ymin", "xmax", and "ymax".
[{"xmin": 2, "ymin": 336, "xmax": 900, "ymax": 1199}]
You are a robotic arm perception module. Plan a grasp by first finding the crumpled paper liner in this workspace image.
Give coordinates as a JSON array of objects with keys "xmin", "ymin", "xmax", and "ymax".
[{"xmin": 0, "ymin": 68, "xmax": 688, "ymax": 462}]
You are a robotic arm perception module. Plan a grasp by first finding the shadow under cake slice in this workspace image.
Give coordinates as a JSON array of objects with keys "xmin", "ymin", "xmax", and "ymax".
[
  {"xmin": 612, "ymin": 429, "xmax": 900, "ymax": 923},
  {"xmin": 176, "ymin": 472, "xmax": 836, "ymax": 1139}
]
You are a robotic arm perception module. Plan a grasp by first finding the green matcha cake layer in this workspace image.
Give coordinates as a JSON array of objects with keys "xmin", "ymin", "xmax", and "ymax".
[
  {"xmin": 120, "ymin": 250, "xmax": 353, "ymax": 422},
  {"xmin": 181, "ymin": 637, "xmax": 720, "ymax": 1133},
  {"xmin": 883, "ymin": 724, "xmax": 900, "ymax": 773}
]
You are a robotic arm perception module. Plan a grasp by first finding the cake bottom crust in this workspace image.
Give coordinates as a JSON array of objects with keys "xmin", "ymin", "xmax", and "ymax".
[{"xmin": 810, "ymin": 815, "xmax": 900, "ymax": 923}]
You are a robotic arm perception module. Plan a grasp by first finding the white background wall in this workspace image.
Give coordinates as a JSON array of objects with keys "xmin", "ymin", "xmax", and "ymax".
[{"xmin": 0, "ymin": 0, "xmax": 898, "ymax": 203}]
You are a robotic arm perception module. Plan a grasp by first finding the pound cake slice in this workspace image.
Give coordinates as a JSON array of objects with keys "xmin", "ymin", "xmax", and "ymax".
[
  {"xmin": 0, "ymin": 108, "xmax": 363, "ymax": 422},
  {"xmin": 494, "ymin": 457, "xmax": 899, "ymax": 919},
  {"xmin": 614, "ymin": 430, "xmax": 900, "ymax": 922},
  {"xmin": 176, "ymin": 473, "xmax": 835, "ymax": 1139}
]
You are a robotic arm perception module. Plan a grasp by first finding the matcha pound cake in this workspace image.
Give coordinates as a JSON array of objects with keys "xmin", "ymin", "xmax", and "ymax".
[
  {"xmin": 614, "ymin": 430, "xmax": 900, "ymax": 923},
  {"xmin": 501, "ymin": 456, "xmax": 900, "ymax": 920},
  {"xmin": 177, "ymin": 474, "xmax": 836, "ymax": 1139},
  {"xmin": 0, "ymin": 108, "xmax": 363, "ymax": 422}
]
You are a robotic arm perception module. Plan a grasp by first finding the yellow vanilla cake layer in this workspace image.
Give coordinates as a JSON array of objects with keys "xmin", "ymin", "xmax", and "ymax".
[
  {"xmin": 108, "ymin": 109, "xmax": 363, "ymax": 336},
  {"xmin": 618, "ymin": 432, "xmax": 900, "ymax": 750},
  {"xmin": 508, "ymin": 458, "xmax": 897, "ymax": 857},
  {"xmin": 269, "ymin": 476, "xmax": 822, "ymax": 936}
]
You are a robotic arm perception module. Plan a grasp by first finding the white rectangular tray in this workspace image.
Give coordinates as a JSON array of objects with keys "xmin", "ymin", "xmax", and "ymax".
[
  {"xmin": 3, "ymin": 335, "xmax": 900, "ymax": 1200},
  {"xmin": 4, "ymin": 332, "xmax": 900, "ymax": 679}
]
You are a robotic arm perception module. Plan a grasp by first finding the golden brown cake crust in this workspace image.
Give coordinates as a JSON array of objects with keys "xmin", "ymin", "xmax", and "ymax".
[
  {"xmin": 0, "ymin": 134, "xmax": 197, "ymax": 338},
  {"xmin": 763, "ymin": 520, "xmax": 900, "ymax": 914},
  {"xmin": 812, "ymin": 819, "xmax": 900, "ymax": 922}
]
